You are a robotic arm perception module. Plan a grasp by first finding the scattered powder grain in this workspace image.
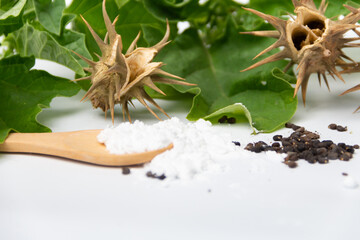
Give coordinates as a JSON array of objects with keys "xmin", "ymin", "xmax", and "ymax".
[
  {"xmin": 343, "ymin": 175, "xmax": 359, "ymax": 189},
  {"xmin": 98, "ymin": 118, "xmax": 236, "ymax": 180}
]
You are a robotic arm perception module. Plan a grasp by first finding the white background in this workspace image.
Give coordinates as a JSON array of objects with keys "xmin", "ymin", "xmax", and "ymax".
[{"xmin": 1, "ymin": 1, "xmax": 360, "ymax": 237}]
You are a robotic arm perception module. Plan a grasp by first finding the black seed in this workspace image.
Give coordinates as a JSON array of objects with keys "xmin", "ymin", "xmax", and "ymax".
[
  {"xmin": 307, "ymin": 132, "xmax": 320, "ymax": 139},
  {"xmin": 158, "ymin": 174, "xmax": 166, "ymax": 180},
  {"xmin": 218, "ymin": 115, "xmax": 228, "ymax": 123},
  {"xmin": 320, "ymin": 140, "xmax": 333, "ymax": 148},
  {"xmin": 304, "ymin": 151, "xmax": 314, "ymax": 161},
  {"xmin": 274, "ymin": 147, "xmax": 283, "ymax": 153},
  {"xmin": 282, "ymin": 140, "xmax": 291, "ymax": 147},
  {"xmin": 253, "ymin": 146, "xmax": 263, "ymax": 153},
  {"xmin": 328, "ymin": 123, "xmax": 337, "ymax": 130},
  {"xmin": 122, "ymin": 167, "xmax": 131, "ymax": 175},
  {"xmin": 146, "ymin": 171, "xmax": 166, "ymax": 180},
  {"xmin": 227, "ymin": 117, "xmax": 236, "ymax": 124},
  {"xmin": 254, "ymin": 141, "xmax": 268, "ymax": 152},
  {"xmin": 328, "ymin": 152, "xmax": 338, "ymax": 160},
  {"xmin": 340, "ymin": 154, "xmax": 351, "ymax": 161},
  {"xmin": 316, "ymin": 147, "xmax": 327, "ymax": 156},
  {"xmin": 311, "ymin": 139, "xmax": 320, "ymax": 148},
  {"xmin": 311, "ymin": 148, "xmax": 318, "ymax": 155},
  {"xmin": 273, "ymin": 135, "xmax": 282, "ymax": 141},
  {"xmin": 342, "ymin": 172, "xmax": 348, "ymax": 176},
  {"xmin": 329, "ymin": 144, "xmax": 337, "ymax": 150},
  {"xmin": 283, "ymin": 146, "xmax": 294, "ymax": 153},
  {"xmin": 354, "ymin": 144, "xmax": 359, "ymax": 149},
  {"xmin": 286, "ymin": 161, "xmax": 298, "ymax": 168},
  {"xmin": 345, "ymin": 146, "xmax": 354, "ymax": 154},
  {"xmin": 232, "ymin": 141, "xmax": 241, "ymax": 146},
  {"xmin": 297, "ymin": 151, "xmax": 305, "ymax": 159},
  {"xmin": 264, "ymin": 146, "xmax": 273, "ymax": 151},
  {"xmin": 338, "ymin": 143, "xmax": 346, "ymax": 149},
  {"xmin": 286, "ymin": 152, "xmax": 298, "ymax": 161},
  {"xmin": 291, "ymin": 124, "xmax": 301, "ymax": 131},
  {"xmin": 317, "ymin": 157, "xmax": 328, "ymax": 164},
  {"xmin": 245, "ymin": 143, "xmax": 254, "ymax": 151},
  {"xmin": 347, "ymin": 148, "xmax": 355, "ymax": 154},
  {"xmin": 296, "ymin": 142, "xmax": 306, "ymax": 152},
  {"xmin": 336, "ymin": 125, "xmax": 347, "ymax": 132},
  {"xmin": 285, "ymin": 122, "xmax": 294, "ymax": 128},
  {"xmin": 345, "ymin": 152, "xmax": 353, "ymax": 158},
  {"xmin": 272, "ymin": 142, "xmax": 280, "ymax": 148},
  {"xmin": 290, "ymin": 132, "xmax": 301, "ymax": 139},
  {"xmin": 295, "ymin": 127, "xmax": 305, "ymax": 133},
  {"xmin": 306, "ymin": 158, "xmax": 317, "ymax": 164}
]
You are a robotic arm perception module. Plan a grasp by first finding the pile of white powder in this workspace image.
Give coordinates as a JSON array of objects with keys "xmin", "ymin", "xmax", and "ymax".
[{"xmin": 97, "ymin": 117, "xmax": 237, "ymax": 180}]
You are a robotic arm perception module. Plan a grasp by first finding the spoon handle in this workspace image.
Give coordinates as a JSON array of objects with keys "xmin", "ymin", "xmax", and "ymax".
[
  {"xmin": 0, "ymin": 132, "xmax": 69, "ymax": 154},
  {"xmin": 0, "ymin": 130, "xmax": 109, "ymax": 163},
  {"xmin": 0, "ymin": 131, "xmax": 173, "ymax": 166}
]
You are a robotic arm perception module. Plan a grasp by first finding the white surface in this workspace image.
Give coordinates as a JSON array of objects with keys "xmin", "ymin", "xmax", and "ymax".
[{"xmin": 0, "ymin": 59, "xmax": 360, "ymax": 240}]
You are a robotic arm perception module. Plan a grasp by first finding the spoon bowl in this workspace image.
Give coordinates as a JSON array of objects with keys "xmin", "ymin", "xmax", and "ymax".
[{"xmin": 0, "ymin": 130, "xmax": 173, "ymax": 166}]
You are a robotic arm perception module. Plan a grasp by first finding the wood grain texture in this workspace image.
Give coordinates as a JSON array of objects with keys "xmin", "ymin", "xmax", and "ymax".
[{"xmin": 0, "ymin": 130, "xmax": 173, "ymax": 166}]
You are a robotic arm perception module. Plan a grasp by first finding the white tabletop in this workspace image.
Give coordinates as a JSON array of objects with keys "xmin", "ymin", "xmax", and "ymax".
[{"xmin": 0, "ymin": 59, "xmax": 359, "ymax": 240}]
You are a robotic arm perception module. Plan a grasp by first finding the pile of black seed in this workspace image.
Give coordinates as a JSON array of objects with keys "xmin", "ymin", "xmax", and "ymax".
[
  {"xmin": 241, "ymin": 123, "xmax": 359, "ymax": 168},
  {"xmin": 218, "ymin": 115, "xmax": 236, "ymax": 124}
]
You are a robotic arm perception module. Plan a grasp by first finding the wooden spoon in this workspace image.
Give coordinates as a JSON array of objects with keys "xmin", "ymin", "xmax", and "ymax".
[{"xmin": 0, "ymin": 130, "xmax": 173, "ymax": 166}]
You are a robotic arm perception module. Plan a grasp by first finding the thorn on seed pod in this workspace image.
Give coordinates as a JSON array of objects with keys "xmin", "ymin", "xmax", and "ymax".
[
  {"xmin": 73, "ymin": 0, "xmax": 195, "ymax": 124},
  {"xmin": 241, "ymin": 0, "xmax": 360, "ymax": 109}
]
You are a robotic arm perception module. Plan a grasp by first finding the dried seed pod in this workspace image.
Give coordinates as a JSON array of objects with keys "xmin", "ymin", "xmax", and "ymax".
[
  {"xmin": 241, "ymin": 0, "xmax": 360, "ymax": 105},
  {"xmin": 73, "ymin": 0, "xmax": 195, "ymax": 123}
]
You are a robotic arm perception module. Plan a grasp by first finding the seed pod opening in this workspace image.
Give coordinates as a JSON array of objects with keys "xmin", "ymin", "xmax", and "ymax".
[{"xmin": 241, "ymin": 0, "xmax": 360, "ymax": 107}]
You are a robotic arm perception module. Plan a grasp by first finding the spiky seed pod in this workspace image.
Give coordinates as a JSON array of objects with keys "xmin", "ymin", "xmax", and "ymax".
[
  {"xmin": 73, "ymin": 0, "xmax": 195, "ymax": 123},
  {"xmin": 241, "ymin": 0, "xmax": 360, "ymax": 105}
]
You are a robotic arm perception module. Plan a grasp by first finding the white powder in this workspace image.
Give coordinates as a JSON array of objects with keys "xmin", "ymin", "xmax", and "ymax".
[
  {"xmin": 98, "ymin": 117, "xmax": 236, "ymax": 180},
  {"xmin": 343, "ymin": 175, "xmax": 359, "ymax": 189}
]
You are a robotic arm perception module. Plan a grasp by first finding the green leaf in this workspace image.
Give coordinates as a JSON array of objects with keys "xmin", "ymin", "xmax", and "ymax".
[
  {"xmin": 248, "ymin": 0, "xmax": 360, "ymax": 17},
  {"xmin": 0, "ymin": 0, "xmax": 26, "ymax": 21},
  {"xmin": 247, "ymin": 0, "xmax": 296, "ymax": 16},
  {"xmin": 33, "ymin": 0, "xmax": 65, "ymax": 35},
  {"xmin": 5, "ymin": 23, "xmax": 86, "ymax": 75},
  {"xmin": 114, "ymin": 0, "xmax": 130, "ymax": 9},
  {"xmin": 156, "ymin": 18, "xmax": 298, "ymax": 132},
  {"xmin": 0, "ymin": 0, "xmax": 27, "ymax": 35},
  {"xmin": 52, "ymin": 28, "xmax": 92, "ymax": 66},
  {"xmin": 143, "ymin": 0, "xmax": 203, "ymax": 21},
  {"xmin": 66, "ymin": 0, "xmax": 171, "ymax": 56},
  {"xmin": 315, "ymin": 0, "xmax": 360, "ymax": 17},
  {"xmin": 0, "ymin": 55, "xmax": 80, "ymax": 143},
  {"xmin": 53, "ymin": 28, "xmax": 93, "ymax": 90}
]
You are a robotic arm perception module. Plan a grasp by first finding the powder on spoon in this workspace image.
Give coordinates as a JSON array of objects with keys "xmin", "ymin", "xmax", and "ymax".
[{"xmin": 97, "ymin": 118, "xmax": 236, "ymax": 180}]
